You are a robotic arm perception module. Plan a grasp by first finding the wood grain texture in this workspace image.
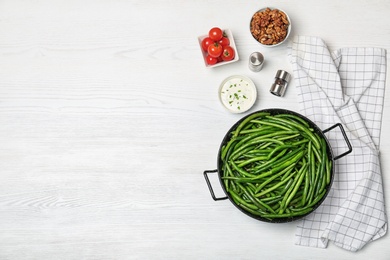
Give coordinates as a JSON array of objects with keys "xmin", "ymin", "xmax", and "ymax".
[{"xmin": 0, "ymin": 0, "xmax": 389, "ymax": 259}]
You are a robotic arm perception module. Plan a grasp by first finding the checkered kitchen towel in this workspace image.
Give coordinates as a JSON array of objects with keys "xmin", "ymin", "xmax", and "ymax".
[{"xmin": 289, "ymin": 36, "xmax": 387, "ymax": 251}]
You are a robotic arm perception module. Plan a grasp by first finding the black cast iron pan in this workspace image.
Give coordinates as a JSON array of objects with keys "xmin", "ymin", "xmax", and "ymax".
[{"xmin": 204, "ymin": 108, "xmax": 352, "ymax": 223}]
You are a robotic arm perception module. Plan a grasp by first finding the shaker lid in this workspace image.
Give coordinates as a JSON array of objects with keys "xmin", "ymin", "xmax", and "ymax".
[
  {"xmin": 249, "ymin": 52, "xmax": 264, "ymax": 72},
  {"xmin": 275, "ymin": 70, "xmax": 291, "ymax": 82}
]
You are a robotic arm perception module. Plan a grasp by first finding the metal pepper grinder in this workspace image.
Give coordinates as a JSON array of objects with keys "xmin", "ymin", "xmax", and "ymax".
[{"xmin": 270, "ymin": 70, "xmax": 291, "ymax": 97}]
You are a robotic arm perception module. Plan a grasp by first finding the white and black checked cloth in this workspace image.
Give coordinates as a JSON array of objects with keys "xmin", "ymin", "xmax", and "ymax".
[{"xmin": 289, "ymin": 36, "xmax": 388, "ymax": 251}]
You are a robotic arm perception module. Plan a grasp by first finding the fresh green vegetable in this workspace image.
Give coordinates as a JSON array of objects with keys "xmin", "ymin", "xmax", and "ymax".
[{"xmin": 221, "ymin": 111, "xmax": 332, "ymax": 221}]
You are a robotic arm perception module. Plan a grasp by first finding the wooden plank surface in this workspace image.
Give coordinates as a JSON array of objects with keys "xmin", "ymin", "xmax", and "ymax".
[{"xmin": 0, "ymin": 0, "xmax": 389, "ymax": 259}]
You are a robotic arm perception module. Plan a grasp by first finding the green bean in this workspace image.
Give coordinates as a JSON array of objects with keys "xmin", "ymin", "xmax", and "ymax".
[
  {"xmin": 222, "ymin": 163, "xmax": 230, "ymax": 190},
  {"xmin": 266, "ymin": 116, "xmax": 321, "ymax": 150},
  {"xmin": 242, "ymin": 122, "xmax": 255, "ymax": 131},
  {"xmin": 289, "ymin": 191, "xmax": 305, "ymax": 207},
  {"xmin": 260, "ymin": 195, "xmax": 282, "ymax": 202},
  {"xmin": 260, "ymin": 146, "xmax": 304, "ymax": 169},
  {"xmin": 222, "ymin": 176, "xmax": 262, "ymax": 183},
  {"xmin": 250, "ymin": 159, "xmax": 299, "ymax": 182},
  {"xmin": 236, "ymin": 155, "xmax": 271, "ymax": 168},
  {"xmin": 243, "ymin": 149, "xmax": 273, "ymax": 159},
  {"xmin": 237, "ymin": 125, "xmax": 276, "ymax": 135},
  {"xmin": 301, "ymin": 164, "xmax": 310, "ymax": 206},
  {"xmin": 290, "ymin": 139, "xmax": 310, "ymax": 147},
  {"xmin": 246, "ymin": 183, "xmax": 257, "ymax": 193},
  {"xmin": 279, "ymin": 162, "xmax": 308, "ymax": 213},
  {"xmin": 244, "ymin": 184, "xmax": 276, "ymax": 214},
  {"xmin": 262, "ymin": 207, "xmax": 313, "ymax": 219},
  {"xmin": 223, "ymin": 160, "xmax": 234, "ymax": 177},
  {"xmin": 255, "ymin": 169, "xmax": 296, "ymax": 198},
  {"xmin": 291, "ymin": 189, "xmax": 327, "ymax": 211},
  {"xmin": 236, "ymin": 183, "xmax": 267, "ymax": 211},
  {"xmin": 233, "ymin": 112, "xmax": 270, "ymax": 137},
  {"xmin": 247, "ymin": 149, "xmax": 273, "ymax": 155},
  {"xmin": 229, "ymin": 189, "xmax": 258, "ymax": 210},
  {"xmin": 227, "ymin": 179, "xmax": 238, "ymax": 194},
  {"xmin": 308, "ymin": 142, "xmax": 315, "ymax": 185},
  {"xmin": 242, "ymin": 148, "xmax": 287, "ymax": 170},
  {"xmin": 230, "ymin": 145, "xmax": 260, "ymax": 161},
  {"xmin": 252, "ymin": 119, "xmax": 292, "ymax": 131},
  {"xmin": 306, "ymin": 160, "xmax": 320, "ymax": 205},
  {"xmin": 276, "ymin": 133, "xmax": 300, "ymax": 142},
  {"xmin": 311, "ymin": 142, "xmax": 322, "ymax": 163},
  {"xmin": 267, "ymin": 144, "xmax": 296, "ymax": 160},
  {"xmin": 221, "ymin": 137, "xmax": 237, "ymax": 160},
  {"xmin": 234, "ymin": 129, "xmax": 277, "ymax": 149},
  {"xmin": 238, "ymin": 202, "xmax": 268, "ymax": 217},
  {"xmin": 234, "ymin": 155, "xmax": 268, "ymax": 166},
  {"xmin": 229, "ymin": 138, "xmax": 284, "ymax": 159},
  {"xmin": 275, "ymin": 113, "xmax": 310, "ymax": 128},
  {"xmin": 314, "ymin": 146, "xmax": 329, "ymax": 204},
  {"xmin": 254, "ymin": 163, "xmax": 295, "ymax": 193},
  {"xmin": 230, "ymin": 161, "xmax": 257, "ymax": 178},
  {"xmin": 318, "ymin": 139, "xmax": 328, "ymax": 194},
  {"xmin": 326, "ymin": 156, "xmax": 332, "ymax": 185},
  {"xmin": 271, "ymin": 149, "xmax": 305, "ymax": 177},
  {"xmin": 308, "ymin": 189, "xmax": 327, "ymax": 208},
  {"xmin": 280, "ymin": 178, "xmax": 294, "ymax": 195}
]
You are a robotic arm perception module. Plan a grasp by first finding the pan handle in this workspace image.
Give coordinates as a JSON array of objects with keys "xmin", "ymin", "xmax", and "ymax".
[
  {"xmin": 322, "ymin": 123, "xmax": 353, "ymax": 160},
  {"xmin": 203, "ymin": 169, "xmax": 228, "ymax": 201}
]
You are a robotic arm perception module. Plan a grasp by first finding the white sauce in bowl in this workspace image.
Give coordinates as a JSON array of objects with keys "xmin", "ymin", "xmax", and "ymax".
[{"xmin": 219, "ymin": 75, "xmax": 257, "ymax": 113}]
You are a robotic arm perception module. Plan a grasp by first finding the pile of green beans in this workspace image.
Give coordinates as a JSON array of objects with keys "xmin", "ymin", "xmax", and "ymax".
[{"xmin": 220, "ymin": 112, "xmax": 332, "ymax": 221}]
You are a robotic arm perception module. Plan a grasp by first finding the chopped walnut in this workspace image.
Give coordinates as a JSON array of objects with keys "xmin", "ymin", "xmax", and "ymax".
[{"xmin": 250, "ymin": 8, "xmax": 290, "ymax": 45}]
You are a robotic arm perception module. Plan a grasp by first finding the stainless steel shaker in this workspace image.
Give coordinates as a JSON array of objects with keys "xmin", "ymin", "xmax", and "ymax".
[{"xmin": 248, "ymin": 52, "xmax": 264, "ymax": 72}]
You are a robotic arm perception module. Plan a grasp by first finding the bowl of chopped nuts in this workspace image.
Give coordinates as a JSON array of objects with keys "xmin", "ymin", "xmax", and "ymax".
[{"xmin": 250, "ymin": 7, "xmax": 291, "ymax": 47}]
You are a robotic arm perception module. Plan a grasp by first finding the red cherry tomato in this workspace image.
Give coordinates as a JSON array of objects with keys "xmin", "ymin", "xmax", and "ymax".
[
  {"xmin": 207, "ymin": 42, "xmax": 223, "ymax": 58},
  {"xmin": 218, "ymin": 36, "xmax": 230, "ymax": 46},
  {"xmin": 209, "ymin": 27, "xmax": 223, "ymax": 41},
  {"xmin": 221, "ymin": 46, "xmax": 235, "ymax": 61},
  {"xmin": 205, "ymin": 55, "xmax": 218, "ymax": 65},
  {"xmin": 201, "ymin": 37, "xmax": 214, "ymax": 52}
]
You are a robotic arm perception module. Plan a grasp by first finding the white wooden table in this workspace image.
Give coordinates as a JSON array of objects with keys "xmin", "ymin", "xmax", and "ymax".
[{"xmin": 0, "ymin": 1, "xmax": 389, "ymax": 259}]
